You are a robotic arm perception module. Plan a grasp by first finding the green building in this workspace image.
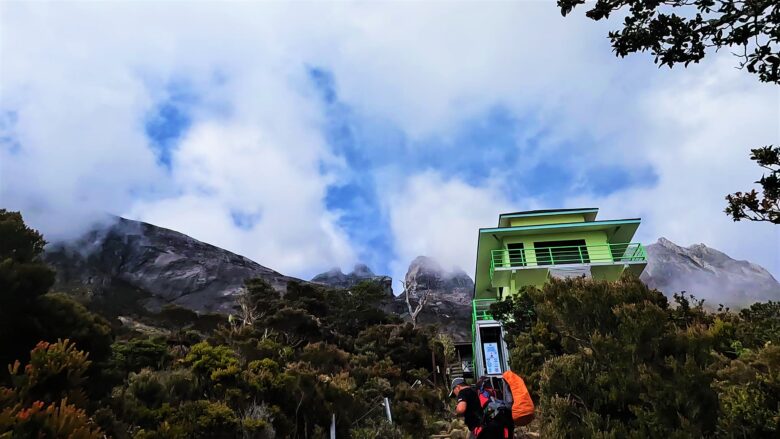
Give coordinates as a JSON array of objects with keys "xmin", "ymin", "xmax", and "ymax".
[{"xmin": 471, "ymin": 208, "xmax": 648, "ymax": 377}]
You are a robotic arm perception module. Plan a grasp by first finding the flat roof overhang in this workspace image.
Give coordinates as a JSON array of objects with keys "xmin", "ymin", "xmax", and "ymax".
[
  {"xmin": 498, "ymin": 208, "xmax": 599, "ymax": 227},
  {"xmin": 473, "ymin": 219, "xmax": 641, "ymax": 297}
]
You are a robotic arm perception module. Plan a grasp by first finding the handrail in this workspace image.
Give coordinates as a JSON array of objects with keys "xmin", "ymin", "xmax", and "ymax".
[
  {"xmin": 472, "ymin": 298, "xmax": 497, "ymax": 322},
  {"xmin": 490, "ymin": 242, "xmax": 646, "ymax": 277}
]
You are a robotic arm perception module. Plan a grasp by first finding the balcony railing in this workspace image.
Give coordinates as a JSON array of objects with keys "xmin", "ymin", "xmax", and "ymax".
[
  {"xmin": 473, "ymin": 298, "xmax": 497, "ymax": 322},
  {"xmin": 489, "ymin": 242, "xmax": 646, "ymax": 280}
]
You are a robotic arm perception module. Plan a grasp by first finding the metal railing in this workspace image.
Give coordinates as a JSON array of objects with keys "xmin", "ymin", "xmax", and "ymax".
[
  {"xmin": 489, "ymin": 242, "xmax": 646, "ymax": 280},
  {"xmin": 472, "ymin": 298, "xmax": 498, "ymax": 369},
  {"xmin": 473, "ymin": 298, "xmax": 497, "ymax": 322}
]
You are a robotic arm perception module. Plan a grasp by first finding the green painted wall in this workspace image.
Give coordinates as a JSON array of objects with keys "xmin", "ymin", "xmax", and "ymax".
[
  {"xmin": 499, "ymin": 229, "xmax": 613, "ymax": 296},
  {"xmin": 508, "ymin": 213, "xmax": 586, "ymax": 227}
]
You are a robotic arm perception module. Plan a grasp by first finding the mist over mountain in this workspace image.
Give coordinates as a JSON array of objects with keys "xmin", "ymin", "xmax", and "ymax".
[
  {"xmin": 44, "ymin": 217, "xmax": 301, "ymax": 314},
  {"xmin": 641, "ymin": 237, "xmax": 780, "ymax": 307}
]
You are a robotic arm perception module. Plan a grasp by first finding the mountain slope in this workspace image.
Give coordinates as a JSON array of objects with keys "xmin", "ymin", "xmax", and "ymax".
[
  {"xmin": 44, "ymin": 217, "xmax": 302, "ymax": 314},
  {"xmin": 641, "ymin": 237, "xmax": 780, "ymax": 306},
  {"xmin": 312, "ymin": 256, "xmax": 474, "ymax": 342},
  {"xmin": 45, "ymin": 217, "xmax": 778, "ymax": 332},
  {"xmin": 392, "ymin": 256, "xmax": 474, "ymax": 342},
  {"xmin": 310, "ymin": 264, "xmax": 392, "ymax": 294}
]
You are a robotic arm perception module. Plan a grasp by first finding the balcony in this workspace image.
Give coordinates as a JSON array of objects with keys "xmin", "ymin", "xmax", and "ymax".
[
  {"xmin": 473, "ymin": 298, "xmax": 497, "ymax": 322},
  {"xmin": 489, "ymin": 242, "xmax": 647, "ymax": 283}
]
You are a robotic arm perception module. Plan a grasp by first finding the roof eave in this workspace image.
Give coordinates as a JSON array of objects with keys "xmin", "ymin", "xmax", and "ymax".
[{"xmin": 482, "ymin": 218, "xmax": 641, "ymax": 234}]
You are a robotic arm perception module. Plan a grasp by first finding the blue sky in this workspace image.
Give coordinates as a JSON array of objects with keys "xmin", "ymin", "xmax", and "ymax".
[
  {"xmin": 306, "ymin": 66, "xmax": 661, "ymax": 276},
  {"xmin": 1, "ymin": 2, "xmax": 777, "ymax": 286}
]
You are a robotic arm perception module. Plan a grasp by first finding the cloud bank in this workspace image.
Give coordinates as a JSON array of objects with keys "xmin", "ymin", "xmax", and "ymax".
[{"xmin": 1, "ymin": 2, "xmax": 777, "ymax": 284}]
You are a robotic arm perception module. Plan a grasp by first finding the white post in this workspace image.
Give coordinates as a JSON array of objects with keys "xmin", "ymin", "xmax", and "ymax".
[
  {"xmin": 383, "ymin": 397, "xmax": 393, "ymax": 424},
  {"xmin": 330, "ymin": 413, "xmax": 336, "ymax": 439}
]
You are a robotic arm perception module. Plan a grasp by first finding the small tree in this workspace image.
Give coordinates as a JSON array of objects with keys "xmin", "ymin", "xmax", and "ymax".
[
  {"xmin": 234, "ymin": 287, "xmax": 261, "ymax": 329},
  {"xmin": 401, "ymin": 274, "xmax": 441, "ymax": 329}
]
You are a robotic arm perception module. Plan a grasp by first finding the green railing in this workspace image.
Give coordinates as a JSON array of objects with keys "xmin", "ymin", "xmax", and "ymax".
[
  {"xmin": 473, "ymin": 298, "xmax": 497, "ymax": 322},
  {"xmin": 472, "ymin": 298, "xmax": 498, "ymax": 366},
  {"xmin": 489, "ymin": 242, "xmax": 646, "ymax": 280}
]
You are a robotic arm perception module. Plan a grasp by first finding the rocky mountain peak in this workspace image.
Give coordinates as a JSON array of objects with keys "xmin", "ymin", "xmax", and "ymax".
[
  {"xmin": 656, "ymin": 237, "xmax": 680, "ymax": 249},
  {"xmin": 641, "ymin": 237, "xmax": 780, "ymax": 307},
  {"xmin": 352, "ymin": 263, "xmax": 375, "ymax": 278},
  {"xmin": 403, "ymin": 256, "xmax": 473, "ymax": 306},
  {"xmin": 310, "ymin": 263, "xmax": 392, "ymax": 294}
]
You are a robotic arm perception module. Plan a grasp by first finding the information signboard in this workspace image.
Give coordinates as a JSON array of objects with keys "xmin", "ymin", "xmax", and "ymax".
[{"xmin": 483, "ymin": 342, "xmax": 502, "ymax": 375}]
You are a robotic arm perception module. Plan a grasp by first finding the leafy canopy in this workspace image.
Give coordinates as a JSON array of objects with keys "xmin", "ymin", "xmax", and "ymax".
[
  {"xmin": 556, "ymin": 2, "xmax": 779, "ymax": 225},
  {"xmin": 558, "ymin": 0, "xmax": 780, "ymax": 84},
  {"xmin": 725, "ymin": 145, "xmax": 780, "ymax": 224}
]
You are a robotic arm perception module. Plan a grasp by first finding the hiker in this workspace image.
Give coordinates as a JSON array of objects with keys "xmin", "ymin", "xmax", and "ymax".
[
  {"xmin": 449, "ymin": 378, "xmax": 483, "ymax": 438},
  {"xmin": 450, "ymin": 378, "xmax": 510, "ymax": 439}
]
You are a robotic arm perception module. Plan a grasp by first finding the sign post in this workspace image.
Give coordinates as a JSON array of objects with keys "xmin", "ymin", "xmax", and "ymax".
[{"xmin": 383, "ymin": 397, "xmax": 393, "ymax": 424}]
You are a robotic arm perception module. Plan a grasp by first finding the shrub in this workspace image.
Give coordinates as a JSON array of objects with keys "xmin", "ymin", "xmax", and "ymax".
[
  {"xmin": 34, "ymin": 293, "xmax": 114, "ymax": 364},
  {"xmin": 715, "ymin": 345, "xmax": 780, "ymax": 437},
  {"xmin": 110, "ymin": 337, "xmax": 172, "ymax": 376},
  {"xmin": 239, "ymin": 402, "xmax": 275, "ymax": 439},
  {"xmin": 299, "ymin": 342, "xmax": 350, "ymax": 375},
  {"xmin": 0, "ymin": 339, "xmax": 102, "ymax": 438},
  {"xmin": 0, "ymin": 398, "xmax": 103, "ymax": 439},
  {"xmin": 735, "ymin": 301, "xmax": 780, "ymax": 348},
  {"xmin": 183, "ymin": 342, "xmax": 239, "ymax": 381},
  {"xmin": 7, "ymin": 339, "xmax": 91, "ymax": 408},
  {"xmin": 352, "ymin": 418, "xmax": 410, "ymax": 439},
  {"xmin": 495, "ymin": 276, "xmax": 721, "ymax": 437}
]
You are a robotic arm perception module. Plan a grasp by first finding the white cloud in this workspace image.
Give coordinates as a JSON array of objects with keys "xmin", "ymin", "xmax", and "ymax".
[
  {"xmin": 0, "ymin": 2, "xmax": 358, "ymax": 277},
  {"xmin": 383, "ymin": 172, "xmax": 514, "ymax": 289},
  {"xmin": 567, "ymin": 56, "xmax": 780, "ymax": 276},
  {"xmin": 126, "ymin": 122, "xmax": 356, "ymax": 277},
  {"xmin": 0, "ymin": 1, "xmax": 776, "ymax": 283}
]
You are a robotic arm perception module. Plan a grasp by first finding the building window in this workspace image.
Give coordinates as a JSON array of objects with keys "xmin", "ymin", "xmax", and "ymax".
[{"xmin": 533, "ymin": 239, "xmax": 590, "ymax": 265}]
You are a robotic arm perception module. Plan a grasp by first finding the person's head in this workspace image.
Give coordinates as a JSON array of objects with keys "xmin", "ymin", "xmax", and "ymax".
[{"xmin": 449, "ymin": 378, "xmax": 467, "ymax": 398}]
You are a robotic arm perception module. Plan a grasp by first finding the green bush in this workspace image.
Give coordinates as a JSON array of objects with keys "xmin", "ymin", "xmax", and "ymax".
[
  {"xmin": 35, "ymin": 293, "xmax": 113, "ymax": 363},
  {"xmin": 715, "ymin": 345, "xmax": 780, "ymax": 437},
  {"xmin": 494, "ymin": 277, "xmax": 720, "ymax": 437},
  {"xmin": 110, "ymin": 338, "xmax": 172, "ymax": 376},
  {"xmin": 0, "ymin": 210, "xmax": 114, "ymax": 378},
  {"xmin": 492, "ymin": 276, "xmax": 780, "ymax": 438},
  {"xmin": 735, "ymin": 301, "xmax": 780, "ymax": 348},
  {"xmin": 183, "ymin": 342, "xmax": 239, "ymax": 381}
]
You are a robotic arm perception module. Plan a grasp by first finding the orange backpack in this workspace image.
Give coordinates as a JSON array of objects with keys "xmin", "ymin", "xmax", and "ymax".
[{"xmin": 502, "ymin": 370, "xmax": 535, "ymax": 426}]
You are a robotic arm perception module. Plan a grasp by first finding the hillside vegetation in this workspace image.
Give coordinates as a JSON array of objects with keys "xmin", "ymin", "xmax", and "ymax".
[
  {"xmin": 491, "ymin": 277, "xmax": 780, "ymax": 438},
  {"xmin": 0, "ymin": 210, "xmax": 453, "ymax": 438},
  {"xmin": 1, "ymin": 208, "xmax": 778, "ymax": 438}
]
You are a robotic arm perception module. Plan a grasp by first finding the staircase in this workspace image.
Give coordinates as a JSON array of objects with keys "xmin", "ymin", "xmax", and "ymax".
[{"xmin": 447, "ymin": 362, "xmax": 464, "ymax": 382}]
